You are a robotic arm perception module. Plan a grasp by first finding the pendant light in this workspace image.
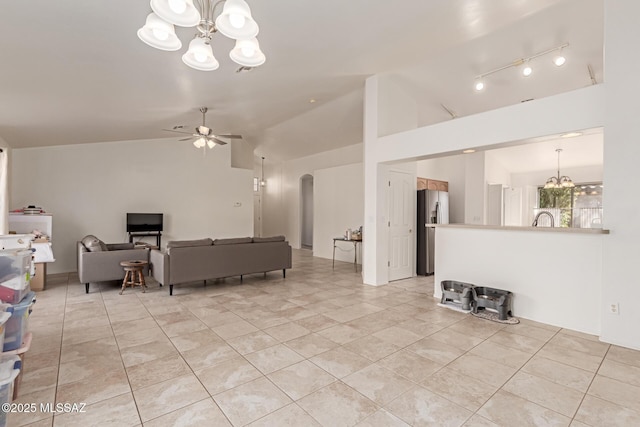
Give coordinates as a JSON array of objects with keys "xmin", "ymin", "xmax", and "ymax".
[
  {"xmin": 544, "ymin": 149, "xmax": 575, "ymax": 189},
  {"xmin": 260, "ymin": 156, "xmax": 266, "ymax": 187}
]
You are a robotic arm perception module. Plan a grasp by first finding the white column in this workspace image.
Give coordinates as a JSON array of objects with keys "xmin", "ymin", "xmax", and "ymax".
[
  {"xmin": 600, "ymin": 0, "xmax": 640, "ymax": 349},
  {"xmin": 363, "ymin": 76, "xmax": 388, "ymax": 285}
]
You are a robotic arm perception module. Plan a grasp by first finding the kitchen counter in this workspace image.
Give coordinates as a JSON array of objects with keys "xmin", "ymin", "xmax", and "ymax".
[
  {"xmin": 436, "ymin": 223, "xmax": 609, "ymax": 234},
  {"xmin": 434, "ymin": 224, "xmax": 605, "ymax": 335}
]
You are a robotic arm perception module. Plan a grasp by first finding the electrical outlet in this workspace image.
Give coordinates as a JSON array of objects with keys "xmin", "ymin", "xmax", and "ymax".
[{"xmin": 609, "ymin": 303, "xmax": 620, "ymax": 315}]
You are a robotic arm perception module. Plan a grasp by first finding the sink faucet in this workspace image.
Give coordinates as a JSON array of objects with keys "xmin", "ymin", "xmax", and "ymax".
[{"xmin": 532, "ymin": 211, "xmax": 555, "ymax": 227}]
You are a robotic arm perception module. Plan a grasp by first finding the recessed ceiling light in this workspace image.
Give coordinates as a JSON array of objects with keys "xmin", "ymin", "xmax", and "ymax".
[
  {"xmin": 522, "ymin": 65, "xmax": 533, "ymax": 77},
  {"xmin": 463, "ymin": 149, "xmax": 476, "ymax": 154},
  {"xmin": 560, "ymin": 131, "xmax": 583, "ymax": 138},
  {"xmin": 474, "ymin": 81, "xmax": 484, "ymax": 91},
  {"xmin": 309, "ymin": 99, "xmax": 316, "ymax": 103},
  {"xmin": 554, "ymin": 56, "xmax": 566, "ymax": 66}
]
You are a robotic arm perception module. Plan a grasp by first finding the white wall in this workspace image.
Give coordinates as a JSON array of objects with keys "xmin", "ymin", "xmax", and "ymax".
[
  {"xmin": 416, "ymin": 155, "xmax": 466, "ymax": 223},
  {"xmin": 601, "ymin": 0, "xmax": 640, "ymax": 350},
  {"xmin": 313, "ymin": 163, "xmax": 364, "ymax": 263},
  {"xmin": 377, "ymin": 74, "xmax": 418, "ymax": 137},
  {"xmin": 11, "ymin": 138, "xmax": 254, "ymax": 274},
  {"xmin": 262, "ymin": 144, "xmax": 363, "ymax": 248},
  {"xmin": 436, "ymin": 226, "xmax": 603, "ymax": 335},
  {"xmin": 464, "ymin": 152, "xmax": 486, "ymax": 224}
]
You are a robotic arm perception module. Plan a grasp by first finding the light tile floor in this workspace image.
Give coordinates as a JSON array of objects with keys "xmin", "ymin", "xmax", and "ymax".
[{"xmin": 9, "ymin": 250, "xmax": 640, "ymax": 426}]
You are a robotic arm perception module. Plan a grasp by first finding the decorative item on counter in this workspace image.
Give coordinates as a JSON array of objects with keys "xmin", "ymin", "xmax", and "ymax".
[{"xmin": 11, "ymin": 206, "xmax": 46, "ymax": 215}]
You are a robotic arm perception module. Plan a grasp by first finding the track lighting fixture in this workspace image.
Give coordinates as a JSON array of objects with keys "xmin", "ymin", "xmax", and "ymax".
[{"xmin": 474, "ymin": 43, "xmax": 568, "ymax": 91}]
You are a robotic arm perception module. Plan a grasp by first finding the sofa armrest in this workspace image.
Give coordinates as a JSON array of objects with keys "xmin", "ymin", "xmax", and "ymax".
[
  {"xmin": 149, "ymin": 249, "xmax": 169, "ymax": 286},
  {"xmin": 78, "ymin": 247, "xmax": 148, "ymax": 283}
]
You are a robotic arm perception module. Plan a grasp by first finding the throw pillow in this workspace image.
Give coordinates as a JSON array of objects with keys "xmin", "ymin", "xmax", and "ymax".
[{"xmin": 81, "ymin": 235, "xmax": 107, "ymax": 252}]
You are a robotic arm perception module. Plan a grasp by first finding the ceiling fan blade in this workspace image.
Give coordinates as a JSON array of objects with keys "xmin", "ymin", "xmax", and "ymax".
[
  {"xmin": 210, "ymin": 137, "xmax": 227, "ymax": 146},
  {"xmin": 162, "ymin": 129, "xmax": 193, "ymax": 135},
  {"xmin": 215, "ymin": 134, "xmax": 243, "ymax": 139}
]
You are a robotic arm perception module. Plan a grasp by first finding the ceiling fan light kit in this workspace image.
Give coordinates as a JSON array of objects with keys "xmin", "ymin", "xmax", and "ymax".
[
  {"xmin": 138, "ymin": 0, "xmax": 265, "ymax": 71},
  {"xmin": 474, "ymin": 43, "xmax": 568, "ymax": 91},
  {"xmin": 164, "ymin": 107, "xmax": 243, "ymax": 150}
]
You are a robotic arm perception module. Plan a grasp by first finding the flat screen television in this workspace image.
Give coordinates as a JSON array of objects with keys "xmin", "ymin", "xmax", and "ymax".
[{"xmin": 126, "ymin": 213, "xmax": 163, "ymax": 233}]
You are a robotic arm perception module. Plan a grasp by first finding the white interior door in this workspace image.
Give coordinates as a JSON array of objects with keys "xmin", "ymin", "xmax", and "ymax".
[{"xmin": 388, "ymin": 171, "xmax": 414, "ymax": 281}]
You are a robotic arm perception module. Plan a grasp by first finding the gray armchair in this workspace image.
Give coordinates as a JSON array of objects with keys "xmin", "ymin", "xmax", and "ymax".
[{"xmin": 77, "ymin": 236, "xmax": 149, "ymax": 293}]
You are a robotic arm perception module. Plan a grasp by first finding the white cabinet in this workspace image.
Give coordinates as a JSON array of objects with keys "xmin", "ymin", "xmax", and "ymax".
[{"xmin": 8, "ymin": 213, "xmax": 53, "ymax": 239}]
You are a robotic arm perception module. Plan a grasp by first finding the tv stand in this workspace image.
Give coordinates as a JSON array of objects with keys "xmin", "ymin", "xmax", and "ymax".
[{"xmin": 128, "ymin": 231, "xmax": 161, "ymax": 248}]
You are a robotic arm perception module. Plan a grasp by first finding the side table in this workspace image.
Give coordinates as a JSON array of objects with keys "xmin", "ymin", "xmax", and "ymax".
[
  {"xmin": 332, "ymin": 238, "xmax": 362, "ymax": 273},
  {"xmin": 119, "ymin": 260, "xmax": 149, "ymax": 294}
]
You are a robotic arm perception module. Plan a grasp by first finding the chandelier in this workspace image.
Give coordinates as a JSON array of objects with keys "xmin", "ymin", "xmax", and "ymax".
[
  {"xmin": 544, "ymin": 149, "xmax": 575, "ymax": 189},
  {"xmin": 137, "ymin": 0, "xmax": 265, "ymax": 71}
]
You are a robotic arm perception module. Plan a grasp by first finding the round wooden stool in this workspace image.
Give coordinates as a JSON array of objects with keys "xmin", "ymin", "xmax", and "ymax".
[{"xmin": 119, "ymin": 260, "xmax": 148, "ymax": 295}]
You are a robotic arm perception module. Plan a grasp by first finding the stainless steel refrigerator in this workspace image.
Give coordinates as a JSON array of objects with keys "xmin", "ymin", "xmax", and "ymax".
[{"xmin": 417, "ymin": 189, "xmax": 449, "ymax": 275}]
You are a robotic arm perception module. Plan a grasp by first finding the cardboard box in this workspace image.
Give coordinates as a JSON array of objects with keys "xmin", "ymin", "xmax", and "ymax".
[{"xmin": 30, "ymin": 263, "xmax": 46, "ymax": 291}]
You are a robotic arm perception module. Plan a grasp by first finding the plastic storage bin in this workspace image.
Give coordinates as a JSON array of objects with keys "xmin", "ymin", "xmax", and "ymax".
[
  {"xmin": 0, "ymin": 313, "xmax": 10, "ymax": 353},
  {"xmin": 0, "ymin": 249, "xmax": 32, "ymax": 304},
  {"xmin": 0, "ymin": 355, "xmax": 21, "ymax": 427},
  {"xmin": 3, "ymin": 292, "xmax": 35, "ymax": 352}
]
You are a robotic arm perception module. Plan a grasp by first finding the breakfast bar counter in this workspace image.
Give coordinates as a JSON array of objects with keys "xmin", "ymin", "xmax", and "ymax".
[{"xmin": 434, "ymin": 224, "xmax": 608, "ymax": 335}]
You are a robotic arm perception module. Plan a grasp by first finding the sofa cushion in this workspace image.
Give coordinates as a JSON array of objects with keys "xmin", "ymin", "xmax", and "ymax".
[
  {"xmin": 213, "ymin": 237, "xmax": 252, "ymax": 245},
  {"xmin": 166, "ymin": 238, "xmax": 213, "ymax": 249},
  {"xmin": 81, "ymin": 235, "xmax": 107, "ymax": 252},
  {"xmin": 252, "ymin": 235, "xmax": 286, "ymax": 243}
]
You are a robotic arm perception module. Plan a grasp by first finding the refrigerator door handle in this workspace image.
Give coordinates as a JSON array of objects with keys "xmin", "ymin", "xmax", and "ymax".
[{"xmin": 435, "ymin": 201, "xmax": 441, "ymax": 224}]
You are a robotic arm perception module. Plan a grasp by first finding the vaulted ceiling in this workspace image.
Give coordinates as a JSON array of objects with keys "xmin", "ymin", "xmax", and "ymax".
[{"xmin": 0, "ymin": 0, "xmax": 603, "ymax": 161}]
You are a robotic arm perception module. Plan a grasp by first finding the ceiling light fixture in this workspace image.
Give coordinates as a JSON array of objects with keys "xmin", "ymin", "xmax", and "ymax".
[
  {"xmin": 474, "ymin": 43, "xmax": 568, "ymax": 91},
  {"xmin": 138, "ymin": 0, "xmax": 265, "ymax": 71},
  {"xmin": 260, "ymin": 156, "xmax": 266, "ymax": 187},
  {"xmin": 462, "ymin": 149, "xmax": 476, "ymax": 154},
  {"xmin": 560, "ymin": 131, "xmax": 583, "ymax": 138},
  {"xmin": 544, "ymin": 149, "xmax": 575, "ymax": 189}
]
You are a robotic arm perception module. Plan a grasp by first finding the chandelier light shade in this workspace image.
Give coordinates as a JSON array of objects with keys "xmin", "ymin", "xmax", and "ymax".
[
  {"xmin": 260, "ymin": 156, "xmax": 266, "ymax": 187},
  {"xmin": 182, "ymin": 37, "xmax": 220, "ymax": 71},
  {"xmin": 150, "ymin": 0, "xmax": 200, "ymax": 27},
  {"xmin": 138, "ymin": 0, "xmax": 265, "ymax": 71},
  {"xmin": 544, "ymin": 149, "xmax": 575, "ymax": 189},
  {"xmin": 137, "ymin": 13, "xmax": 182, "ymax": 51},
  {"xmin": 215, "ymin": 0, "xmax": 259, "ymax": 39},
  {"xmin": 230, "ymin": 38, "xmax": 266, "ymax": 67}
]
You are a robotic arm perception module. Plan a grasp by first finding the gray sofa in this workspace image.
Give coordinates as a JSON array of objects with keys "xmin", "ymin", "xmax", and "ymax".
[
  {"xmin": 150, "ymin": 236, "xmax": 292, "ymax": 295},
  {"xmin": 77, "ymin": 235, "xmax": 149, "ymax": 293}
]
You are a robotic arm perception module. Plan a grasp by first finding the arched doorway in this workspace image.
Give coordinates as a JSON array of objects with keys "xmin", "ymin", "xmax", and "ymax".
[{"xmin": 300, "ymin": 174, "xmax": 314, "ymax": 249}]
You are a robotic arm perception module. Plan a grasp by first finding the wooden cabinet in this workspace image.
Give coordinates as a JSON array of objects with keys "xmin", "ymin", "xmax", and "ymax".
[{"xmin": 417, "ymin": 178, "xmax": 448, "ymax": 192}]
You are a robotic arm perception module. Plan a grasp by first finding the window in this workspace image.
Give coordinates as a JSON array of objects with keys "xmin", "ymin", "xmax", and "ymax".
[{"xmin": 537, "ymin": 182, "xmax": 603, "ymax": 228}]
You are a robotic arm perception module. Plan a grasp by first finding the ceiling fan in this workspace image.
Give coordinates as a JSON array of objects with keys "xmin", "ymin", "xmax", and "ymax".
[{"xmin": 163, "ymin": 107, "xmax": 242, "ymax": 149}]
